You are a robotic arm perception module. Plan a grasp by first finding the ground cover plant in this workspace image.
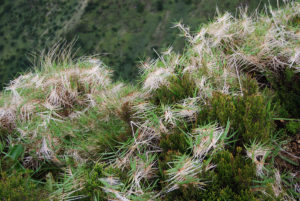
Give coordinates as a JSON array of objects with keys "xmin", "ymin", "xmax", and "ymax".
[{"xmin": 0, "ymin": 1, "xmax": 300, "ymax": 200}]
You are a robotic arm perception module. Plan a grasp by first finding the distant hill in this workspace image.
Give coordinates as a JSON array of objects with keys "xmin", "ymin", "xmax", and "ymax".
[{"xmin": 0, "ymin": 0, "xmax": 280, "ymax": 88}]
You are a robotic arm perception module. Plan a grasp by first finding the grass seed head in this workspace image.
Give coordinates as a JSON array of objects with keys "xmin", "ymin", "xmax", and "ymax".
[
  {"xmin": 0, "ymin": 107, "xmax": 16, "ymax": 132},
  {"xmin": 190, "ymin": 124, "xmax": 226, "ymax": 160},
  {"xmin": 246, "ymin": 141, "xmax": 270, "ymax": 177},
  {"xmin": 166, "ymin": 155, "xmax": 204, "ymax": 193},
  {"xmin": 143, "ymin": 68, "xmax": 174, "ymax": 93}
]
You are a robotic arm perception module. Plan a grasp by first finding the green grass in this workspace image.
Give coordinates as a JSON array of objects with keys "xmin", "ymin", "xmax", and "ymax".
[{"xmin": 0, "ymin": 1, "xmax": 300, "ymax": 200}]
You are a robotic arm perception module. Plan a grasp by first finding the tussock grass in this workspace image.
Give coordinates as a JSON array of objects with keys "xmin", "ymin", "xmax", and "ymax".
[{"xmin": 0, "ymin": 1, "xmax": 300, "ymax": 200}]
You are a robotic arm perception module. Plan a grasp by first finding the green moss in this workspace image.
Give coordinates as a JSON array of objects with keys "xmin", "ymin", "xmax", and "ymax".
[{"xmin": 0, "ymin": 171, "xmax": 47, "ymax": 201}]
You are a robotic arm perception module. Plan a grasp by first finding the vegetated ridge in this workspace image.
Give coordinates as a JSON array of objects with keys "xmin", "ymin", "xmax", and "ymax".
[
  {"xmin": 0, "ymin": 1, "xmax": 300, "ymax": 200},
  {"xmin": 0, "ymin": 0, "xmax": 280, "ymax": 88}
]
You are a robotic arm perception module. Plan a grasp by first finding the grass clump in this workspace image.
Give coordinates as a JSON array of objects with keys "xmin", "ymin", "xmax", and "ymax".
[{"xmin": 0, "ymin": 2, "xmax": 300, "ymax": 200}]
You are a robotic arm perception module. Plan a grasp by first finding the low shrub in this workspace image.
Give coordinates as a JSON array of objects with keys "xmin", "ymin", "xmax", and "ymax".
[
  {"xmin": 165, "ymin": 148, "xmax": 259, "ymax": 200},
  {"xmin": 269, "ymin": 68, "xmax": 300, "ymax": 118},
  {"xmin": 200, "ymin": 78, "xmax": 274, "ymax": 143}
]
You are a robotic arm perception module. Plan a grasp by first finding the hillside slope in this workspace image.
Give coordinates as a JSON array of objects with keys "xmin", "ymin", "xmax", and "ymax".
[
  {"xmin": 0, "ymin": 1, "xmax": 300, "ymax": 200},
  {"xmin": 0, "ymin": 0, "xmax": 280, "ymax": 88}
]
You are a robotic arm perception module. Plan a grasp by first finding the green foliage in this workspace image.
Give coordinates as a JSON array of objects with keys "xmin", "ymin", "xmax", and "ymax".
[
  {"xmin": 213, "ymin": 148, "xmax": 255, "ymax": 192},
  {"xmin": 286, "ymin": 121, "xmax": 300, "ymax": 135},
  {"xmin": 0, "ymin": 0, "xmax": 280, "ymax": 88},
  {"xmin": 200, "ymin": 78, "xmax": 274, "ymax": 143},
  {"xmin": 136, "ymin": 1, "xmax": 145, "ymax": 13},
  {"xmin": 156, "ymin": 0, "xmax": 164, "ymax": 11},
  {"xmin": 152, "ymin": 74, "xmax": 197, "ymax": 105},
  {"xmin": 269, "ymin": 69, "xmax": 300, "ymax": 118},
  {"xmin": 165, "ymin": 148, "xmax": 258, "ymax": 200},
  {"xmin": 6, "ymin": 144, "xmax": 24, "ymax": 161},
  {"xmin": 75, "ymin": 109, "xmax": 131, "ymax": 155},
  {"xmin": 80, "ymin": 165, "xmax": 107, "ymax": 199},
  {"xmin": 160, "ymin": 130, "xmax": 189, "ymax": 154},
  {"xmin": 164, "ymin": 184, "xmax": 205, "ymax": 201},
  {"xmin": 0, "ymin": 144, "xmax": 25, "ymax": 172},
  {"xmin": 158, "ymin": 129, "xmax": 192, "ymax": 183},
  {"xmin": 202, "ymin": 149, "xmax": 258, "ymax": 200},
  {"xmin": 0, "ymin": 2, "xmax": 299, "ymax": 200},
  {"xmin": 0, "ymin": 0, "xmax": 80, "ymax": 88},
  {"xmin": 0, "ymin": 171, "xmax": 47, "ymax": 201},
  {"xmin": 83, "ymin": 163, "xmax": 128, "ymax": 200}
]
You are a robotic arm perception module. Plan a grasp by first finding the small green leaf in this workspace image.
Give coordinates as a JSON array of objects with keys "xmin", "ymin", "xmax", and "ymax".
[
  {"xmin": 7, "ymin": 144, "xmax": 24, "ymax": 161},
  {"xmin": 279, "ymin": 154, "xmax": 299, "ymax": 166},
  {"xmin": 0, "ymin": 141, "xmax": 3, "ymax": 153}
]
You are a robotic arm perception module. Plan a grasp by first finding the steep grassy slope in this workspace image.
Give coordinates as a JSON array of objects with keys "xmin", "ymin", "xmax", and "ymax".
[
  {"xmin": 0, "ymin": 1, "xmax": 300, "ymax": 200},
  {"xmin": 0, "ymin": 0, "xmax": 280, "ymax": 88}
]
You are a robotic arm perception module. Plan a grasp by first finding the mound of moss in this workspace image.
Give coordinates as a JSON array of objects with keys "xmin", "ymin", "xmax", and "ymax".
[{"xmin": 0, "ymin": 2, "xmax": 300, "ymax": 200}]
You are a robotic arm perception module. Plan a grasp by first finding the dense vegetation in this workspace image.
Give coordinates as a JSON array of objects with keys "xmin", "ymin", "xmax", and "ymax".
[
  {"xmin": 1, "ymin": 1, "xmax": 300, "ymax": 200},
  {"xmin": 0, "ymin": 0, "xmax": 281, "ymax": 88}
]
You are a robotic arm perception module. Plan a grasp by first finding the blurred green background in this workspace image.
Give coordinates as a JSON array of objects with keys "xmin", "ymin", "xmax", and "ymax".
[{"xmin": 0, "ymin": 0, "xmax": 280, "ymax": 88}]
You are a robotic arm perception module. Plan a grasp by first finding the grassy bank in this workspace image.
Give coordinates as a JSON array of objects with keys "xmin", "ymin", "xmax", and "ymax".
[{"xmin": 0, "ymin": 1, "xmax": 300, "ymax": 200}]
